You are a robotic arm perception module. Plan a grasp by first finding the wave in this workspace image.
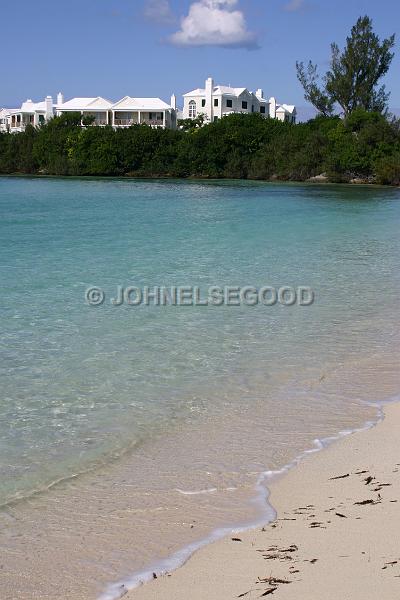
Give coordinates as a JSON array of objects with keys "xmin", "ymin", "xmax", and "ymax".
[
  {"xmin": 175, "ymin": 487, "xmax": 217, "ymax": 495},
  {"xmin": 98, "ymin": 394, "xmax": 399, "ymax": 600}
]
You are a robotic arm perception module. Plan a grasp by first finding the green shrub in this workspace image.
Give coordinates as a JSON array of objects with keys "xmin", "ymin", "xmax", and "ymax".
[{"xmin": 0, "ymin": 109, "xmax": 399, "ymax": 185}]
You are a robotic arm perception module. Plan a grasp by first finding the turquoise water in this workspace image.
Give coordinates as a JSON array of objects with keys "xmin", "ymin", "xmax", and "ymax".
[{"xmin": 0, "ymin": 177, "xmax": 399, "ymax": 598}]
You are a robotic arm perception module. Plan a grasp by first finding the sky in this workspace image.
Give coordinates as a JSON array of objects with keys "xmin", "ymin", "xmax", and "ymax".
[{"xmin": 1, "ymin": 0, "xmax": 400, "ymax": 120}]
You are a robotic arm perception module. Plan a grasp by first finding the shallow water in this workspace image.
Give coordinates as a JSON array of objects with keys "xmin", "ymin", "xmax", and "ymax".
[{"xmin": 0, "ymin": 177, "xmax": 399, "ymax": 598}]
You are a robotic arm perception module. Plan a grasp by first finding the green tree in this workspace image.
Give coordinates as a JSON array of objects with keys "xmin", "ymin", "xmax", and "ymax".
[
  {"xmin": 3, "ymin": 108, "xmax": 400, "ymax": 184},
  {"xmin": 297, "ymin": 16, "xmax": 395, "ymax": 116},
  {"xmin": 178, "ymin": 114, "xmax": 206, "ymax": 132},
  {"xmin": 296, "ymin": 61, "xmax": 334, "ymax": 117},
  {"xmin": 81, "ymin": 114, "xmax": 96, "ymax": 126}
]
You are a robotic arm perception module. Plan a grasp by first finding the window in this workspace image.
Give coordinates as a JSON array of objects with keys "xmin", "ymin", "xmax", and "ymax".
[
  {"xmin": 242, "ymin": 101, "xmax": 248, "ymax": 110},
  {"xmin": 226, "ymin": 99, "xmax": 233, "ymax": 108},
  {"xmin": 260, "ymin": 106, "xmax": 266, "ymax": 114},
  {"xmin": 201, "ymin": 99, "xmax": 206, "ymax": 107},
  {"xmin": 149, "ymin": 112, "xmax": 153, "ymax": 120},
  {"xmin": 214, "ymin": 98, "xmax": 219, "ymax": 107},
  {"xmin": 214, "ymin": 116, "xmax": 219, "ymax": 122},
  {"xmin": 188, "ymin": 100, "xmax": 196, "ymax": 118},
  {"xmin": 251, "ymin": 105, "xmax": 254, "ymax": 113}
]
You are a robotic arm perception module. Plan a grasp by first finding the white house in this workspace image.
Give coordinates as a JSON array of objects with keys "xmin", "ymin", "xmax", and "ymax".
[
  {"xmin": 110, "ymin": 95, "xmax": 177, "ymax": 129},
  {"xmin": 0, "ymin": 93, "xmax": 178, "ymax": 132},
  {"xmin": 0, "ymin": 96, "xmax": 55, "ymax": 132},
  {"xmin": 182, "ymin": 77, "xmax": 296, "ymax": 124},
  {"xmin": 183, "ymin": 78, "xmax": 268, "ymax": 122},
  {"xmin": 0, "ymin": 108, "xmax": 14, "ymax": 132},
  {"xmin": 0, "ymin": 83, "xmax": 295, "ymax": 133},
  {"xmin": 269, "ymin": 96, "xmax": 297, "ymax": 123},
  {"xmin": 55, "ymin": 95, "xmax": 113, "ymax": 125}
]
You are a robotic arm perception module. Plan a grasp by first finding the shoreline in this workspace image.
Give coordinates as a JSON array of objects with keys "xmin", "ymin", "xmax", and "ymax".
[
  {"xmin": 107, "ymin": 398, "xmax": 400, "ymax": 600},
  {"xmin": 0, "ymin": 172, "xmax": 398, "ymax": 188}
]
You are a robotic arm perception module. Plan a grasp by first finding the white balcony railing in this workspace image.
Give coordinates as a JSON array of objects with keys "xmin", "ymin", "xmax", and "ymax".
[
  {"xmin": 87, "ymin": 119, "xmax": 108, "ymax": 126},
  {"xmin": 141, "ymin": 119, "xmax": 164, "ymax": 126},
  {"xmin": 113, "ymin": 118, "xmax": 164, "ymax": 127},
  {"xmin": 114, "ymin": 118, "xmax": 138, "ymax": 126}
]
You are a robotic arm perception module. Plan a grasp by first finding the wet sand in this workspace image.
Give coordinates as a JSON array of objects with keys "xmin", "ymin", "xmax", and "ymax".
[{"xmin": 128, "ymin": 401, "xmax": 400, "ymax": 600}]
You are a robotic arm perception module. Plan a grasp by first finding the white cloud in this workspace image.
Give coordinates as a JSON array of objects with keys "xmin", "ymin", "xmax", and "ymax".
[
  {"xmin": 143, "ymin": 0, "xmax": 175, "ymax": 24},
  {"xmin": 169, "ymin": 0, "xmax": 258, "ymax": 49},
  {"xmin": 283, "ymin": 0, "xmax": 305, "ymax": 11}
]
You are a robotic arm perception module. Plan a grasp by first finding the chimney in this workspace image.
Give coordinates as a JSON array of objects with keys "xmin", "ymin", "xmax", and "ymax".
[
  {"xmin": 256, "ymin": 88, "xmax": 263, "ymax": 99},
  {"xmin": 45, "ymin": 95, "xmax": 53, "ymax": 120},
  {"xmin": 57, "ymin": 92, "xmax": 64, "ymax": 106},
  {"xmin": 205, "ymin": 76, "xmax": 214, "ymax": 121},
  {"xmin": 170, "ymin": 94, "xmax": 177, "ymax": 110},
  {"xmin": 269, "ymin": 96, "xmax": 276, "ymax": 119}
]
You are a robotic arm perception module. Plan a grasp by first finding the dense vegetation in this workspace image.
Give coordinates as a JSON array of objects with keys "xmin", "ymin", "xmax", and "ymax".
[
  {"xmin": 1, "ymin": 109, "xmax": 400, "ymax": 185},
  {"xmin": 1, "ymin": 15, "xmax": 399, "ymax": 185}
]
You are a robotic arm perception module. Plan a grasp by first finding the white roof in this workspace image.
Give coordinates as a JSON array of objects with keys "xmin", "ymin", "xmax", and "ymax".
[
  {"xmin": 184, "ymin": 85, "xmax": 250, "ymax": 98},
  {"xmin": 59, "ymin": 97, "xmax": 113, "ymax": 111},
  {"xmin": 111, "ymin": 96, "xmax": 171, "ymax": 110},
  {"xmin": 216, "ymin": 86, "xmax": 247, "ymax": 96},
  {"xmin": 276, "ymin": 104, "xmax": 296, "ymax": 114},
  {"xmin": 20, "ymin": 99, "xmax": 47, "ymax": 113},
  {"xmin": 183, "ymin": 88, "xmax": 205, "ymax": 97},
  {"xmin": 1, "ymin": 108, "xmax": 22, "ymax": 116}
]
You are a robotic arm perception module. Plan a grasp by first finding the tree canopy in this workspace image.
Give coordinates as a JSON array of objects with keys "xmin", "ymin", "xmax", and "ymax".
[
  {"xmin": 1, "ymin": 109, "xmax": 400, "ymax": 185},
  {"xmin": 296, "ymin": 16, "xmax": 395, "ymax": 116}
]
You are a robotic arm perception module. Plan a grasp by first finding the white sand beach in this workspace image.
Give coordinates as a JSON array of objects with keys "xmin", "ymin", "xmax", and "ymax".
[{"xmin": 128, "ymin": 402, "xmax": 400, "ymax": 600}]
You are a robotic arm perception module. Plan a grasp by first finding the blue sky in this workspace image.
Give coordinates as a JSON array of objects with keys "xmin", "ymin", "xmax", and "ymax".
[{"xmin": 2, "ymin": 0, "xmax": 399, "ymax": 119}]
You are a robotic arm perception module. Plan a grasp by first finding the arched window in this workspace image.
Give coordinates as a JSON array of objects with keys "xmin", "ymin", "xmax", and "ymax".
[{"xmin": 188, "ymin": 100, "xmax": 197, "ymax": 118}]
